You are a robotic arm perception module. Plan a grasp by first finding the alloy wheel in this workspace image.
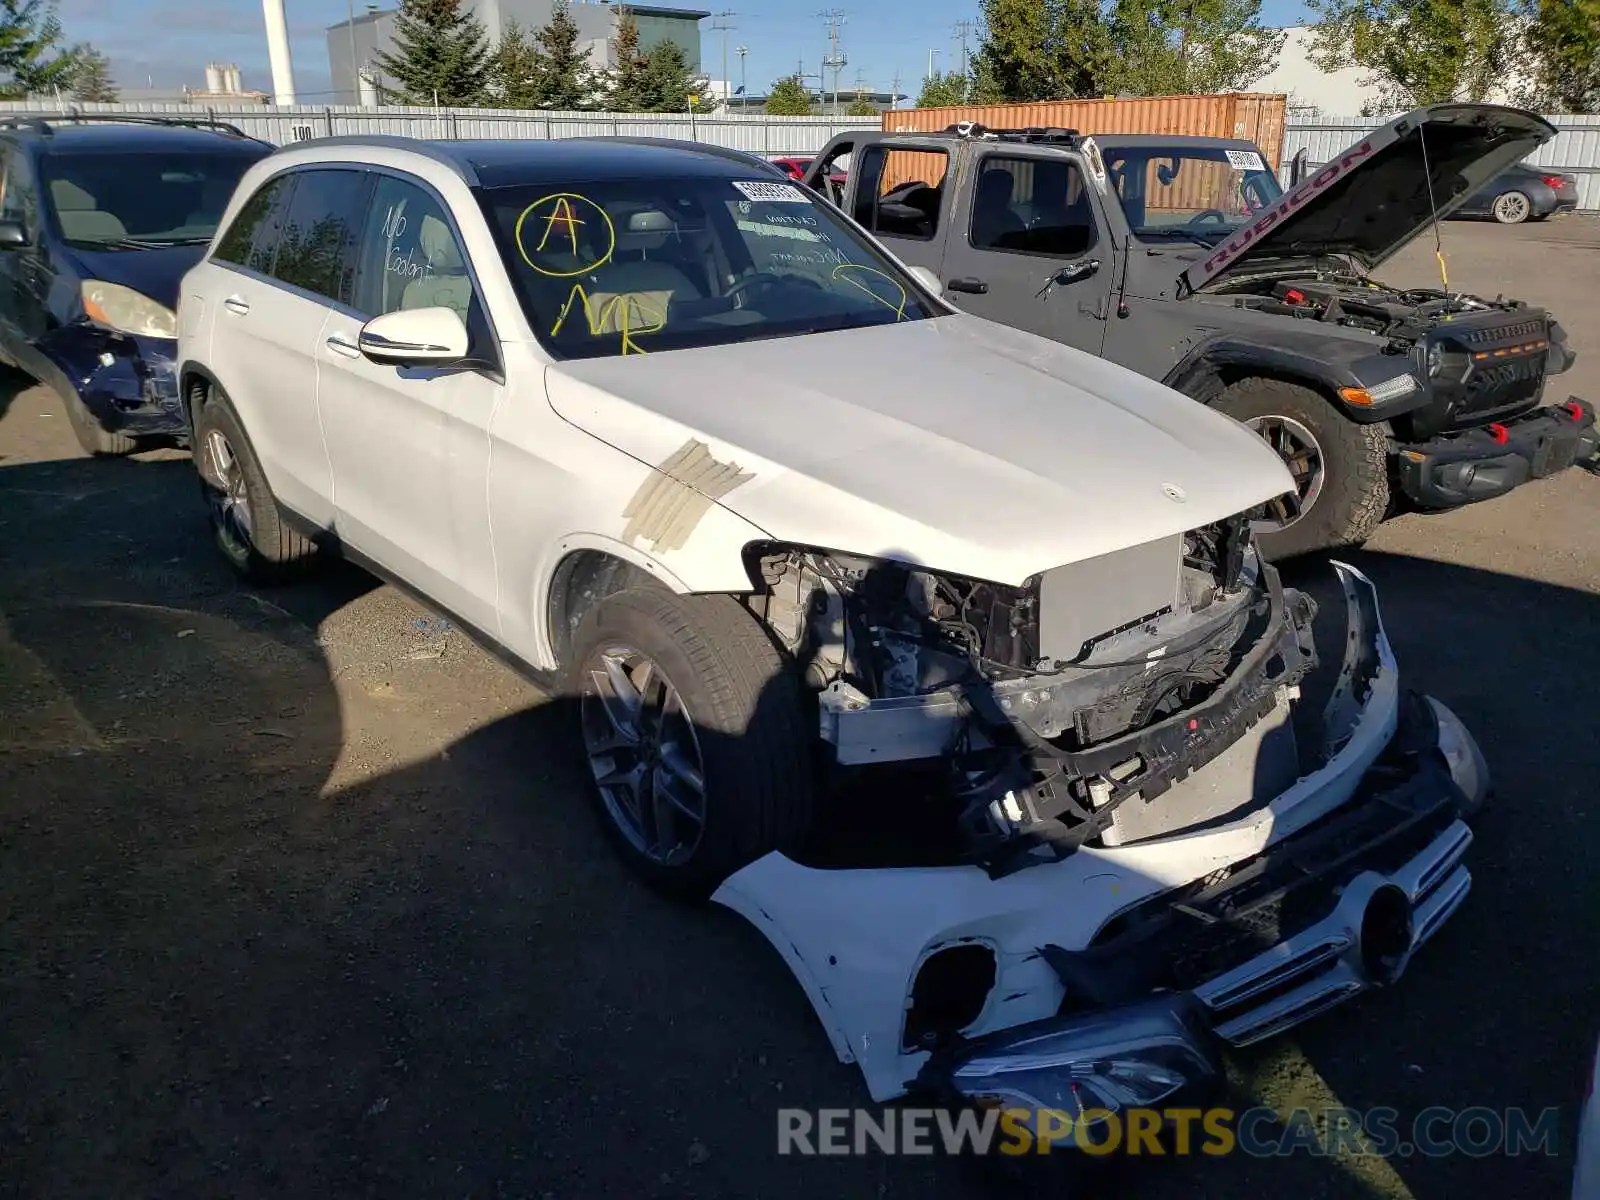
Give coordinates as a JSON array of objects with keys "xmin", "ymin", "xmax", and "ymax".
[
  {"xmin": 579, "ymin": 645, "xmax": 708, "ymax": 866},
  {"xmin": 1244, "ymin": 413, "xmax": 1325, "ymax": 529},
  {"xmin": 202, "ymin": 428, "xmax": 253, "ymax": 557},
  {"xmin": 1494, "ymin": 192, "xmax": 1531, "ymax": 223}
]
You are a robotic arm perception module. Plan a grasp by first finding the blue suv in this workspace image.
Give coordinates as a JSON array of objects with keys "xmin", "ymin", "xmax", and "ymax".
[{"xmin": 0, "ymin": 114, "xmax": 272, "ymax": 454}]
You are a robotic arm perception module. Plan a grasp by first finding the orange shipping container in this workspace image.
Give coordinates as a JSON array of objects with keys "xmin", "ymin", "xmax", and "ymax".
[{"xmin": 881, "ymin": 93, "xmax": 1287, "ymax": 171}]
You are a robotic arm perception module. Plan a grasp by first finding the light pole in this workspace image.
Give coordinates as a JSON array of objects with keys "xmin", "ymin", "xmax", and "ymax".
[
  {"xmin": 346, "ymin": 0, "xmax": 359, "ymax": 105},
  {"xmin": 736, "ymin": 45, "xmax": 747, "ymax": 109},
  {"xmin": 926, "ymin": 47, "xmax": 940, "ymax": 84}
]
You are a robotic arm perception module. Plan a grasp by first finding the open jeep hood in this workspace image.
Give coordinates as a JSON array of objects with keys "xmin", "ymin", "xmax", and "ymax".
[{"xmin": 1182, "ymin": 104, "xmax": 1556, "ymax": 292}]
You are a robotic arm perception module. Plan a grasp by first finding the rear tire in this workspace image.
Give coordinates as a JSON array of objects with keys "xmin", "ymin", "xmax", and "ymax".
[
  {"xmin": 1213, "ymin": 377, "xmax": 1389, "ymax": 561},
  {"xmin": 569, "ymin": 589, "xmax": 814, "ymax": 898},
  {"xmin": 193, "ymin": 392, "xmax": 320, "ymax": 584},
  {"xmin": 1492, "ymin": 191, "xmax": 1532, "ymax": 224},
  {"xmin": 61, "ymin": 387, "xmax": 138, "ymax": 456}
]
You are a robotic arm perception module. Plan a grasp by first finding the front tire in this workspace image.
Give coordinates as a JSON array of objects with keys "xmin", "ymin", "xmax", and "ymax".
[
  {"xmin": 61, "ymin": 386, "xmax": 138, "ymax": 456},
  {"xmin": 1492, "ymin": 191, "xmax": 1532, "ymax": 224},
  {"xmin": 1213, "ymin": 377, "xmax": 1389, "ymax": 561},
  {"xmin": 193, "ymin": 393, "xmax": 320, "ymax": 584},
  {"xmin": 569, "ymin": 589, "xmax": 814, "ymax": 898}
]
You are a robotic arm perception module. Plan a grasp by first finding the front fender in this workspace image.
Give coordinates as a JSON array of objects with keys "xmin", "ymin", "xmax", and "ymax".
[{"xmin": 1167, "ymin": 331, "xmax": 1428, "ymax": 423}]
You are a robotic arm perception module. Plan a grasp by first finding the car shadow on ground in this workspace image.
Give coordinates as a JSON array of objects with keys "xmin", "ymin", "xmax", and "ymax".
[{"xmin": 0, "ymin": 437, "xmax": 1592, "ymax": 1198}]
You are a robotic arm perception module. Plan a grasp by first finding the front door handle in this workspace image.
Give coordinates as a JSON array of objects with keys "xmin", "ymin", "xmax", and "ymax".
[
  {"xmin": 222, "ymin": 295, "xmax": 250, "ymax": 315},
  {"xmin": 324, "ymin": 332, "xmax": 361, "ymax": 359},
  {"xmin": 946, "ymin": 277, "xmax": 989, "ymax": 295}
]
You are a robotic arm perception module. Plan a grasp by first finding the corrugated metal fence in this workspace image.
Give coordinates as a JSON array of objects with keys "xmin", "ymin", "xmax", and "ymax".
[
  {"xmin": 3, "ymin": 98, "xmax": 1597, "ymax": 212},
  {"xmin": 1283, "ymin": 113, "xmax": 1600, "ymax": 212},
  {"xmin": 0, "ymin": 99, "xmax": 880, "ymax": 155}
]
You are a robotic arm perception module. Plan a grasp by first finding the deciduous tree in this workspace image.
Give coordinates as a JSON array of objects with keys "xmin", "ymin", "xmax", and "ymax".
[
  {"xmin": 764, "ymin": 73, "xmax": 814, "ymax": 115},
  {"xmin": 1305, "ymin": 0, "xmax": 1513, "ymax": 113},
  {"xmin": 915, "ymin": 69, "xmax": 971, "ymax": 108},
  {"xmin": 1517, "ymin": 0, "xmax": 1600, "ymax": 112}
]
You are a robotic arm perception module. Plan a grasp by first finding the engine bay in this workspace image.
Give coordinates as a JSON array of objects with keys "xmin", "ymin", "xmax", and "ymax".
[
  {"xmin": 745, "ymin": 519, "xmax": 1329, "ymax": 876},
  {"xmin": 1221, "ymin": 270, "xmax": 1547, "ymax": 343}
]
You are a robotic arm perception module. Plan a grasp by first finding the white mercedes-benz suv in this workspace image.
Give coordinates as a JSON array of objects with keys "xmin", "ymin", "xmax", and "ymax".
[{"xmin": 177, "ymin": 134, "xmax": 1489, "ymax": 1118}]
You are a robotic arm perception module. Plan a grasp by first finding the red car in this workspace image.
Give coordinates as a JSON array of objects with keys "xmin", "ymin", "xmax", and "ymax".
[{"xmin": 770, "ymin": 154, "xmax": 847, "ymax": 190}]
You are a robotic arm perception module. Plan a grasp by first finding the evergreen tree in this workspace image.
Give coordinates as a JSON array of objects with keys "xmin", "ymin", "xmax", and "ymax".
[
  {"xmin": 637, "ymin": 38, "xmax": 708, "ymax": 111},
  {"xmin": 845, "ymin": 96, "xmax": 879, "ymax": 116},
  {"xmin": 489, "ymin": 19, "xmax": 540, "ymax": 107},
  {"xmin": 1518, "ymin": 0, "xmax": 1600, "ymax": 113},
  {"xmin": 1305, "ymin": 0, "xmax": 1512, "ymax": 112},
  {"xmin": 763, "ymin": 73, "xmax": 813, "ymax": 115},
  {"xmin": 916, "ymin": 69, "xmax": 972, "ymax": 108},
  {"xmin": 530, "ymin": 0, "xmax": 596, "ymax": 109},
  {"xmin": 70, "ymin": 44, "xmax": 116, "ymax": 101},
  {"xmin": 376, "ymin": 0, "xmax": 490, "ymax": 107},
  {"xmin": 603, "ymin": 7, "xmax": 649, "ymax": 110},
  {"xmin": 0, "ymin": 0, "xmax": 80, "ymax": 99}
]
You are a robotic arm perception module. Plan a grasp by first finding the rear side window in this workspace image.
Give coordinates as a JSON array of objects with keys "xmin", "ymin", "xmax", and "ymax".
[
  {"xmin": 270, "ymin": 168, "xmax": 370, "ymax": 302},
  {"xmin": 850, "ymin": 146, "xmax": 948, "ymax": 241},
  {"xmin": 214, "ymin": 174, "xmax": 294, "ymax": 274}
]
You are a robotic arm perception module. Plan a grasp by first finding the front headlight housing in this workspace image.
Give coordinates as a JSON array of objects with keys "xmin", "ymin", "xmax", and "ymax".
[
  {"xmin": 81, "ymin": 281, "xmax": 177, "ymax": 339},
  {"xmin": 945, "ymin": 997, "xmax": 1221, "ymax": 1146}
]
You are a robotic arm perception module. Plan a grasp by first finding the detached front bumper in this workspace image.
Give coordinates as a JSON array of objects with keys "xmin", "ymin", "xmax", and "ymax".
[
  {"xmin": 714, "ymin": 565, "xmax": 1489, "ymax": 1104},
  {"xmin": 1397, "ymin": 396, "xmax": 1598, "ymax": 508},
  {"xmin": 42, "ymin": 325, "xmax": 185, "ymax": 439}
]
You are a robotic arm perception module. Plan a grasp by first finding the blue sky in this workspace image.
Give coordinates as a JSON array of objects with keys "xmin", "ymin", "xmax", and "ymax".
[{"xmin": 60, "ymin": 0, "xmax": 1312, "ymax": 103}]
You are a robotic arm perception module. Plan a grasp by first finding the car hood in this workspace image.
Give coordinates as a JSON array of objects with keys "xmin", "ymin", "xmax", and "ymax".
[
  {"xmin": 1183, "ymin": 104, "xmax": 1555, "ymax": 293},
  {"xmin": 542, "ymin": 315, "xmax": 1295, "ymax": 585},
  {"xmin": 64, "ymin": 243, "xmax": 206, "ymax": 311}
]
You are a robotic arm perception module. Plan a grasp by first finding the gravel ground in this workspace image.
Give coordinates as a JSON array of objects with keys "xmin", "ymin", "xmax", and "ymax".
[{"xmin": 2, "ymin": 218, "xmax": 1598, "ymax": 1200}]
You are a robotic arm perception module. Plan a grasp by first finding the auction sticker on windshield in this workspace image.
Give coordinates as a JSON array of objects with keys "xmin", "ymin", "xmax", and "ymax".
[
  {"xmin": 1225, "ymin": 149, "xmax": 1265, "ymax": 171},
  {"xmin": 732, "ymin": 181, "xmax": 811, "ymax": 203}
]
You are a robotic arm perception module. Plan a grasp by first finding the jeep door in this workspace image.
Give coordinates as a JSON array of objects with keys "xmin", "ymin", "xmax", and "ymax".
[
  {"xmin": 826, "ymin": 139, "xmax": 955, "ymax": 280},
  {"xmin": 935, "ymin": 148, "xmax": 1113, "ymax": 356}
]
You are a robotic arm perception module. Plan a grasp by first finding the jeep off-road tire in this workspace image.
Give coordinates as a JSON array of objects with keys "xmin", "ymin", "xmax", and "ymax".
[
  {"xmin": 569, "ymin": 589, "xmax": 814, "ymax": 898},
  {"xmin": 1214, "ymin": 378, "xmax": 1389, "ymax": 561},
  {"xmin": 61, "ymin": 386, "xmax": 138, "ymax": 456},
  {"xmin": 193, "ymin": 393, "xmax": 320, "ymax": 585}
]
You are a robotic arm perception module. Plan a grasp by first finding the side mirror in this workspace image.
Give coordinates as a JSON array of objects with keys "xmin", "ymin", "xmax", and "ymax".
[
  {"xmin": 908, "ymin": 265, "xmax": 942, "ymax": 295},
  {"xmin": 1289, "ymin": 148, "xmax": 1309, "ymax": 187},
  {"xmin": 358, "ymin": 306, "xmax": 470, "ymax": 367},
  {"xmin": 0, "ymin": 219, "xmax": 27, "ymax": 248}
]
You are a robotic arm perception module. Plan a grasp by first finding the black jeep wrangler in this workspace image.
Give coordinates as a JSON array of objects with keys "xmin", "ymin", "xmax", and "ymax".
[{"xmin": 804, "ymin": 104, "xmax": 1598, "ymax": 558}]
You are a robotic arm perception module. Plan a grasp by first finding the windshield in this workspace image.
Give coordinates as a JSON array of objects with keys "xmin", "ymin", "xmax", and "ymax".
[
  {"xmin": 42, "ymin": 149, "xmax": 265, "ymax": 247},
  {"xmin": 1101, "ymin": 147, "xmax": 1282, "ymax": 244},
  {"xmin": 478, "ymin": 175, "xmax": 936, "ymax": 360}
]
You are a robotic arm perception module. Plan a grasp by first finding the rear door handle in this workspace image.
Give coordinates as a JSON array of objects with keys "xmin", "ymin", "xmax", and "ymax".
[
  {"xmin": 946, "ymin": 277, "xmax": 989, "ymax": 295},
  {"xmin": 223, "ymin": 295, "xmax": 250, "ymax": 315},
  {"xmin": 324, "ymin": 332, "xmax": 361, "ymax": 359}
]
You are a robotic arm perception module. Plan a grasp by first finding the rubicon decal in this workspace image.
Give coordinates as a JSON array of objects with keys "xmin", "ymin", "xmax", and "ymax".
[{"xmin": 1181, "ymin": 137, "xmax": 1378, "ymax": 293}]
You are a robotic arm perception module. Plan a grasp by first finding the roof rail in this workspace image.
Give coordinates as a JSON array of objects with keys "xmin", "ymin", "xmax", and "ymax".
[
  {"xmin": 0, "ymin": 110, "xmax": 256, "ymax": 139},
  {"xmin": 941, "ymin": 121, "xmax": 1081, "ymax": 146}
]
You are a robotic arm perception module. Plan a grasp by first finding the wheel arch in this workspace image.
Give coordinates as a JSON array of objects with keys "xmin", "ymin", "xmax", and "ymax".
[
  {"xmin": 542, "ymin": 538, "xmax": 695, "ymax": 668},
  {"xmin": 1167, "ymin": 338, "xmax": 1402, "ymax": 425}
]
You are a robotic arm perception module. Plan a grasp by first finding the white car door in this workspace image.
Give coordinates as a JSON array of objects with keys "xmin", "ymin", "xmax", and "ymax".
[
  {"xmin": 202, "ymin": 169, "xmax": 341, "ymax": 525},
  {"xmin": 315, "ymin": 171, "xmax": 502, "ymax": 633}
]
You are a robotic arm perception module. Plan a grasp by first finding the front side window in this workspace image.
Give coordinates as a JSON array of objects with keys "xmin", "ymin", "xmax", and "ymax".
[
  {"xmin": 1102, "ymin": 146, "xmax": 1283, "ymax": 243},
  {"xmin": 351, "ymin": 174, "xmax": 477, "ymax": 324},
  {"xmin": 41, "ymin": 148, "xmax": 269, "ymax": 248},
  {"xmin": 0, "ymin": 149, "xmax": 39, "ymax": 233},
  {"xmin": 850, "ymin": 146, "xmax": 948, "ymax": 241},
  {"xmin": 478, "ymin": 174, "xmax": 938, "ymax": 361},
  {"xmin": 969, "ymin": 155, "xmax": 1098, "ymax": 257},
  {"xmin": 271, "ymin": 168, "xmax": 369, "ymax": 303}
]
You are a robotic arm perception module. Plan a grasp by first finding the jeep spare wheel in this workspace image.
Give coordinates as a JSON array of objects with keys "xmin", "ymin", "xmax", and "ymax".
[{"xmin": 1214, "ymin": 378, "xmax": 1389, "ymax": 560}]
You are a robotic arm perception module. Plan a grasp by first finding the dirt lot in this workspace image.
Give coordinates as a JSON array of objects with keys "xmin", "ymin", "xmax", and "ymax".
[{"xmin": 3, "ymin": 217, "xmax": 1599, "ymax": 1200}]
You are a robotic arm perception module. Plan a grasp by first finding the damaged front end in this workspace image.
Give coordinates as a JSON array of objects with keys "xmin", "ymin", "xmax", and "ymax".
[
  {"xmin": 719, "ymin": 534, "xmax": 1489, "ymax": 1104},
  {"xmin": 43, "ymin": 323, "xmax": 185, "ymax": 440}
]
